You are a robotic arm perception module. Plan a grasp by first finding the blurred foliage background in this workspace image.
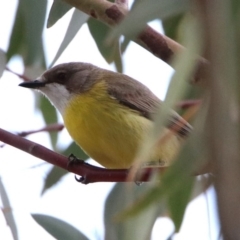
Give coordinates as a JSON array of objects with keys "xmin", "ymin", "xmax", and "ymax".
[{"xmin": 1, "ymin": 0, "xmax": 240, "ymax": 239}]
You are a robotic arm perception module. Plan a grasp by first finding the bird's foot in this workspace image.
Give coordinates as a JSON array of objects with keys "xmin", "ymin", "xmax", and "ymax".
[
  {"xmin": 67, "ymin": 153, "xmax": 84, "ymax": 168},
  {"xmin": 67, "ymin": 154, "xmax": 87, "ymax": 183}
]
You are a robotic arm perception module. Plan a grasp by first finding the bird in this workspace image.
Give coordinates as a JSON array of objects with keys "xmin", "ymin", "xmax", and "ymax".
[{"xmin": 19, "ymin": 62, "xmax": 192, "ymax": 169}]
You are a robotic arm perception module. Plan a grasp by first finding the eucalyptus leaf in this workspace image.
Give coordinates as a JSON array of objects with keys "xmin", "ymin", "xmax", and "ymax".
[
  {"xmin": 167, "ymin": 167, "xmax": 194, "ymax": 231},
  {"xmin": 113, "ymin": 16, "xmax": 202, "ymax": 229},
  {"xmin": 38, "ymin": 96, "xmax": 58, "ymax": 148},
  {"xmin": 49, "ymin": 9, "xmax": 89, "ymax": 67},
  {"xmin": 7, "ymin": 0, "xmax": 47, "ymax": 68},
  {"xmin": 0, "ymin": 178, "xmax": 18, "ymax": 240},
  {"xmin": 0, "ymin": 49, "xmax": 6, "ymax": 78},
  {"xmin": 47, "ymin": 0, "xmax": 73, "ymax": 28},
  {"xmin": 88, "ymin": 18, "xmax": 112, "ymax": 62},
  {"xmin": 162, "ymin": 14, "xmax": 184, "ymax": 41},
  {"xmin": 104, "ymin": 183, "xmax": 161, "ymax": 240},
  {"xmin": 88, "ymin": 18, "xmax": 123, "ymax": 72},
  {"xmin": 42, "ymin": 142, "xmax": 89, "ymax": 193},
  {"xmin": 61, "ymin": 142, "xmax": 89, "ymax": 160},
  {"xmin": 32, "ymin": 214, "xmax": 89, "ymax": 240},
  {"xmin": 42, "ymin": 166, "xmax": 68, "ymax": 194}
]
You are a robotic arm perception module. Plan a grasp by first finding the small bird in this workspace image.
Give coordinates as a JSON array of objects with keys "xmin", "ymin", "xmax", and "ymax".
[{"xmin": 19, "ymin": 62, "xmax": 191, "ymax": 169}]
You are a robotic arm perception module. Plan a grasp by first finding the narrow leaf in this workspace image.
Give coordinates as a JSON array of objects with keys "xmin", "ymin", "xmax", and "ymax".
[
  {"xmin": 0, "ymin": 49, "xmax": 6, "ymax": 78},
  {"xmin": 32, "ymin": 214, "xmax": 89, "ymax": 240},
  {"xmin": 47, "ymin": 0, "xmax": 73, "ymax": 28},
  {"xmin": 42, "ymin": 142, "xmax": 89, "ymax": 193},
  {"xmin": 88, "ymin": 19, "xmax": 114, "ymax": 63},
  {"xmin": 38, "ymin": 96, "xmax": 58, "ymax": 148},
  {"xmin": 104, "ymin": 183, "xmax": 161, "ymax": 240},
  {"xmin": 7, "ymin": 0, "xmax": 47, "ymax": 68},
  {"xmin": 42, "ymin": 166, "xmax": 68, "ymax": 194},
  {"xmin": 0, "ymin": 178, "xmax": 18, "ymax": 240},
  {"xmin": 61, "ymin": 142, "xmax": 89, "ymax": 160},
  {"xmin": 115, "ymin": 16, "xmax": 202, "ymax": 226},
  {"xmin": 88, "ymin": 18, "xmax": 123, "ymax": 72},
  {"xmin": 168, "ymin": 175, "xmax": 193, "ymax": 231},
  {"xmin": 162, "ymin": 14, "xmax": 184, "ymax": 41}
]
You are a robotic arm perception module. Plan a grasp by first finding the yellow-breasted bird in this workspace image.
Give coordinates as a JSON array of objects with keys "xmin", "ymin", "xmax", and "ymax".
[{"xmin": 19, "ymin": 62, "xmax": 192, "ymax": 169}]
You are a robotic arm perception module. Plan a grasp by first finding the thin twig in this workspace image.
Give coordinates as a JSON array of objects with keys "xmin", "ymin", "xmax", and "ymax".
[
  {"xmin": 17, "ymin": 123, "xmax": 64, "ymax": 137},
  {"xmin": 5, "ymin": 67, "xmax": 31, "ymax": 81},
  {"xmin": 177, "ymin": 99, "xmax": 202, "ymax": 109}
]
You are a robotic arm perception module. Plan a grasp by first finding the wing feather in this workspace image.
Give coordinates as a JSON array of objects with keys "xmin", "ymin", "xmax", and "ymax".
[{"xmin": 103, "ymin": 70, "xmax": 192, "ymax": 137}]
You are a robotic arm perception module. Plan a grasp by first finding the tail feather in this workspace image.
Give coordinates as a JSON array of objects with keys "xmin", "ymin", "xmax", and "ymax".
[{"xmin": 167, "ymin": 114, "xmax": 192, "ymax": 138}]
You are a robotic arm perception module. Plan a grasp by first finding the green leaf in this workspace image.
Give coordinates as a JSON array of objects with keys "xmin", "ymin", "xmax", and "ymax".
[
  {"xmin": 0, "ymin": 178, "xmax": 18, "ymax": 240},
  {"xmin": 38, "ymin": 96, "xmax": 58, "ymax": 148},
  {"xmin": 162, "ymin": 14, "xmax": 184, "ymax": 41},
  {"xmin": 47, "ymin": 0, "xmax": 73, "ymax": 28},
  {"xmin": 7, "ymin": 0, "xmax": 47, "ymax": 68},
  {"xmin": 88, "ymin": 18, "xmax": 123, "ymax": 72},
  {"xmin": 0, "ymin": 49, "xmax": 6, "ymax": 78},
  {"xmin": 42, "ymin": 166, "xmax": 68, "ymax": 194},
  {"xmin": 49, "ymin": 9, "xmax": 89, "ymax": 67},
  {"xmin": 32, "ymin": 214, "xmax": 89, "ymax": 240},
  {"xmin": 61, "ymin": 142, "xmax": 89, "ymax": 160},
  {"xmin": 114, "ymin": 16, "xmax": 202, "ymax": 229},
  {"xmin": 104, "ymin": 183, "xmax": 161, "ymax": 240},
  {"xmin": 108, "ymin": 0, "xmax": 190, "ymax": 43},
  {"xmin": 168, "ymin": 174, "xmax": 193, "ymax": 231},
  {"xmin": 117, "ymin": 139, "xmax": 196, "ymax": 230},
  {"xmin": 88, "ymin": 18, "xmax": 111, "ymax": 62}
]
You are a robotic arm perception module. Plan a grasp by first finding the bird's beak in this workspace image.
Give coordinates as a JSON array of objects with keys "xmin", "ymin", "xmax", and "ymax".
[{"xmin": 19, "ymin": 80, "xmax": 46, "ymax": 89}]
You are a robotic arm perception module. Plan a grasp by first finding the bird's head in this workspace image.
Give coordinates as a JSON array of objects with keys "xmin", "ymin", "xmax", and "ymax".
[{"xmin": 19, "ymin": 62, "xmax": 100, "ymax": 114}]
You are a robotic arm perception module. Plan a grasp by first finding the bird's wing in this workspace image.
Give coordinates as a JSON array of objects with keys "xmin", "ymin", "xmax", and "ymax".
[
  {"xmin": 105, "ymin": 72, "xmax": 192, "ymax": 137},
  {"xmin": 105, "ymin": 72, "xmax": 160, "ymax": 120}
]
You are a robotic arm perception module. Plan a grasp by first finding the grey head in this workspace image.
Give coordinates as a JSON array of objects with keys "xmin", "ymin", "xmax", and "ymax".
[{"xmin": 19, "ymin": 62, "xmax": 101, "ymax": 114}]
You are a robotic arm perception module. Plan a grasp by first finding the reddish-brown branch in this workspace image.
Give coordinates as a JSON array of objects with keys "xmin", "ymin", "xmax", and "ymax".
[
  {"xmin": 17, "ymin": 123, "xmax": 64, "ymax": 137},
  {"xmin": 0, "ymin": 127, "xmax": 166, "ymax": 184},
  {"xmin": 5, "ymin": 67, "xmax": 31, "ymax": 81},
  {"xmin": 177, "ymin": 99, "xmax": 202, "ymax": 109},
  {"xmin": 64, "ymin": 0, "xmax": 208, "ymax": 85},
  {"xmin": 0, "ymin": 127, "xmax": 210, "ymax": 183}
]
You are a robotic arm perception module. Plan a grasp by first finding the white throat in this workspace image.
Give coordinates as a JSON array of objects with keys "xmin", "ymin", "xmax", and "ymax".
[{"xmin": 40, "ymin": 83, "xmax": 72, "ymax": 115}]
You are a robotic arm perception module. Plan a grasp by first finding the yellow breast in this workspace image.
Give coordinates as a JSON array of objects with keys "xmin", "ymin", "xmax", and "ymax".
[{"xmin": 63, "ymin": 81, "xmax": 181, "ymax": 169}]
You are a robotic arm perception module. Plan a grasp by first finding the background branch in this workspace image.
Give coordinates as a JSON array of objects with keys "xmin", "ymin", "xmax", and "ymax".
[
  {"xmin": 17, "ymin": 123, "xmax": 64, "ymax": 137},
  {"xmin": 64, "ymin": 0, "xmax": 207, "ymax": 84}
]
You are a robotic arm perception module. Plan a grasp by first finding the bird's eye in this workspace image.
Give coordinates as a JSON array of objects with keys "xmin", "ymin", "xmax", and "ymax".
[{"xmin": 56, "ymin": 71, "xmax": 66, "ymax": 83}]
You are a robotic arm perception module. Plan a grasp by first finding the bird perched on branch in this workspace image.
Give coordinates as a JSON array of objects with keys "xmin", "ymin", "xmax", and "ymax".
[{"xmin": 19, "ymin": 62, "xmax": 191, "ymax": 169}]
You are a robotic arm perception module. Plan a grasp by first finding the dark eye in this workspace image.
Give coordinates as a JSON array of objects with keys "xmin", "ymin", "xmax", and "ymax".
[{"xmin": 56, "ymin": 71, "xmax": 66, "ymax": 83}]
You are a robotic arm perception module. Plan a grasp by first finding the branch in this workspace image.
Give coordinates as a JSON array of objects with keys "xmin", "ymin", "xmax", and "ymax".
[
  {"xmin": 0, "ymin": 127, "xmax": 166, "ymax": 184},
  {"xmin": 64, "ymin": 0, "xmax": 208, "ymax": 84},
  {"xmin": 5, "ymin": 67, "xmax": 31, "ymax": 81},
  {"xmin": 0, "ymin": 127, "xmax": 210, "ymax": 183},
  {"xmin": 177, "ymin": 99, "xmax": 202, "ymax": 109},
  {"xmin": 17, "ymin": 123, "xmax": 64, "ymax": 137}
]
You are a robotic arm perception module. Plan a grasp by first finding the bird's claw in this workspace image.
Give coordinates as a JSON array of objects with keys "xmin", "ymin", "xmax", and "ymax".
[
  {"xmin": 67, "ymin": 153, "xmax": 84, "ymax": 168},
  {"xmin": 74, "ymin": 175, "xmax": 87, "ymax": 184}
]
